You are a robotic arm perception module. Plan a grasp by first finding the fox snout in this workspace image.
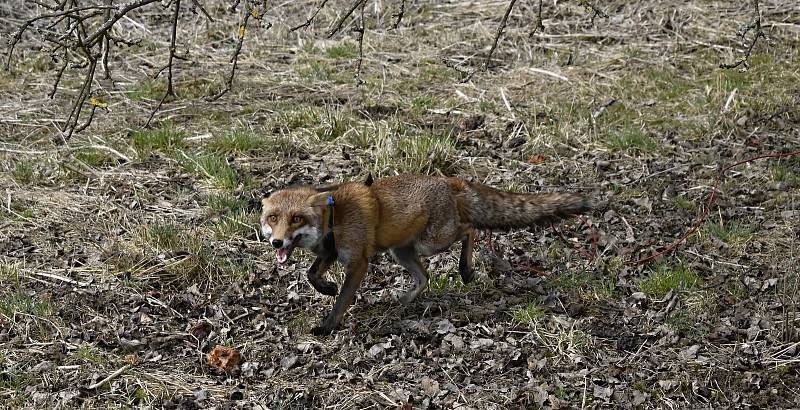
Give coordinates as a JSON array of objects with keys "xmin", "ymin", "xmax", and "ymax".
[{"xmin": 271, "ymin": 239, "xmax": 284, "ymax": 248}]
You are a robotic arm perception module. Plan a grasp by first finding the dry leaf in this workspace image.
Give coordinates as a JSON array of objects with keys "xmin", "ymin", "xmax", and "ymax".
[
  {"xmin": 122, "ymin": 354, "xmax": 140, "ymax": 365},
  {"xmin": 207, "ymin": 345, "xmax": 241, "ymax": 373},
  {"xmin": 527, "ymin": 154, "xmax": 546, "ymax": 165}
]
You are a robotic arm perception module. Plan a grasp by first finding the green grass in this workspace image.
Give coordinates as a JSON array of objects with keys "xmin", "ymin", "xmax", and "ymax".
[
  {"xmin": 73, "ymin": 344, "xmax": 108, "ymax": 365},
  {"xmin": 605, "ymin": 128, "xmax": 658, "ymax": 153},
  {"xmin": 212, "ymin": 209, "xmax": 257, "ymax": 240},
  {"xmin": 180, "ymin": 153, "xmax": 241, "ymax": 190},
  {"xmin": 639, "ymin": 264, "xmax": 700, "ymax": 298},
  {"xmin": 0, "ymin": 265, "xmax": 53, "ymax": 321},
  {"xmin": 135, "ymin": 223, "xmax": 249, "ymax": 284},
  {"xmin": 427, "ymin": 273, "xmax": 454, "ymax": 295},
  {"xmin": 705, "ymin": 220, "xmax": 754, "ymax": 244},
  {"xmin": 131, "ymin": 126, "xmax": 186, "ymax": 157},
  {"xmin": 550, "ymin": 268, "xmax": 617, "ymax": 303},
  {"xmin": 207, "ymin": 194, "xmax": 249, "ymax": 215},
  {"xmin": 673, "ymin": 196, "xmax": 697, "ymax": 212},
  {"xmin": 0, "ymin": 288, "xmax": 54, "ymax": 318},
  {"xmin": 0, "ymin": 264, "xmax": 20, "ymax": 282},
  {"xmin": 140, "ymin": 223, "xmax": 182, "ymax": 252},
  {"xmin": 426, "ymin": 270, "xmax": 482, "ymax": 296},
  {"xmin": 207, "ymin": 131, "xmax": 264, "ymax": 155},
  {"xmin": 313, "ymin": 107, "xmax": 353, "ymax": 143},
  {"xmin": 325, "ymin": 42, "xmax": 358, "ymax": 59},
  {"xmin": 1, "ymin": 202, "xmax": 34, "ymax": 221},
  {"xmin": 409, "ymin": 95, "xmax": 435, "ymax": 117},
  {"xmin": 420, "ymin": 62, "xmax": 459, "ymax": 82},
  {"xmin": 10, "ymin": 162, "xmax": 41, "ymax": 185},
  {"xmin": 128, "ymin": 79, "xmax": 165, "ymax": 101},
  {"xmin": 74, "ymin": 148, "xmax": 117, "ymax": 167},
  {"xmin": 298, "ymin": 60, "xmax": 334, "ymax": 82},
  {"xmin": 512, "ymin": 302, "xmax": 546, "ymax": 325},
  {"xmin": 279, "ymin": 106, "xmax": 354, "ymax": 143},
  {"xmin": 282, "ymin": 108, "xmax": 318, "ymax": 131},
  {"xmin": 771, "ymin": 165, "xmax": 799, "ymax": 187},
  {"xmin": 287, "ymin": 309, "xmax": 313, "ymax": 334},
  {"xmin": 0, "ymin": 370, "xmax": 36, "ymax": 406},
  {"xmin": 375, "ymin": 132, "xmax": 457, "ymax": 175}
]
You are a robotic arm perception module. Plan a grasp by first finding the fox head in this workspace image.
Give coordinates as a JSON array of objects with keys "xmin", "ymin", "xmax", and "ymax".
[{"xmin": 260, "ymin": 188, "xmax": 329, "ymax": 264}]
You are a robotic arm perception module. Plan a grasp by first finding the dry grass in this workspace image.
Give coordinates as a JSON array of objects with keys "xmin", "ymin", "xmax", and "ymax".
[{"xmin": 1, "ymin": 0, "xmax": 800, "ymax": 408}]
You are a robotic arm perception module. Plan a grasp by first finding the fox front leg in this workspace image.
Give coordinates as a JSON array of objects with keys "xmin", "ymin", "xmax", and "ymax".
[
  {"xmin": 311, "ymin": 256, "xmax": 368, "ymax": 336},
  {"xmin": 307, "ymin": 253, "xmax": 338, "ymax": 296}
]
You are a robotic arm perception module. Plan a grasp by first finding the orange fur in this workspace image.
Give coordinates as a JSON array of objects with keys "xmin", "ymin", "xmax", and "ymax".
[{"xmin": 261, "ymin": 175, "xmax": 590, "ymax": 335}]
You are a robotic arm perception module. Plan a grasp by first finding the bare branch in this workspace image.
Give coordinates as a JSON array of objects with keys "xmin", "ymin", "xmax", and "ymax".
[
  {"xmin": 5, "ymin": 4, "xmax": 115, "ymax": 70},
  {"xmin": 327, "ymin": 0, "xmax": 366, "ymax": 39},
  {"xmin": 391, "ymin": 0, "xmax": 405, "ymax": 29},
  {"xmin": 84, "ymin": 0, "xmax": 162, "ymax": 47},
  {"xmin": 720, "ymin": 0, "xmax": 770, "ymax": 70},
  {"xmin": 353, "ymin": 0, "xmax": 366, "ymax": 83},
  {"xmin": 290, "ymin": 0, "xmax": 329, "ymax": 32},
  {"xmin": 210, "ymin": 3, "xmax": 270, "ymax": 101},
  {"xmin": 145, "ymin": 0, "xmax": 182, "ymax": 127},
  {"xmin": 529, "ymin": 0, "xmax": 544, "ymax": 37},
  {"xmin": 482, "ymin": 0, "xmax": 518, "ymax": 71},
  {"xmin": 440, "ymin": 56, "xmax": 475, "ymax": 83},
  {"xmin": 101, "ymin": 0, "xmax": 113, "ymax": 79},
  {"xmin": 49, "ymin": 49, "xmax": 69, "ymax": 99},
  {"xmin": 63, "ymin": 56, "xmax": 98, "ymax": 139},
  {"xmin": 189, "ymin": 0, "xmax": 214, "ymax": 22}
]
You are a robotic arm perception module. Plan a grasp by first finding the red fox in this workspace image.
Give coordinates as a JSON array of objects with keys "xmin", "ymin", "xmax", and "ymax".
[{"xmin": 260, "ymin": 175, "xmax": 590, "ymax": 335}]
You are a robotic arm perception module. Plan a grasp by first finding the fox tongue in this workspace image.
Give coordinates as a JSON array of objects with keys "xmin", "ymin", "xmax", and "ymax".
[{"xmin": 276, "ymin": 244, "xmax": 294, "ymax": 265}]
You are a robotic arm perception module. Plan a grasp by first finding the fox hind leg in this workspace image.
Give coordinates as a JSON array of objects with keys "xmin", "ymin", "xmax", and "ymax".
[
  {"xmin": 459, "ymin": 228, "xmax": 476, "ymax": 284},
  {"xmin": 391, "ymin": 245, "xmax": 429, "ymax": 304}
]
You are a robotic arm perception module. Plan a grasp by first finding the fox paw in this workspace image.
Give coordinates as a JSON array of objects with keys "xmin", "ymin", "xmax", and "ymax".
[
  {"xmin": 459, "ymin": 268, "xmax": 474, "ymax": 284},
  {"xmin": 311, "ymin": 323, "xmax": 337, "ymax": 336},
  {"xmin": 311, "ymin": 281, "xmax": 338, "ymax": 297},
  {"xmin": 398, "ymin": 292, "xmax": 417, "ymax": 305}
]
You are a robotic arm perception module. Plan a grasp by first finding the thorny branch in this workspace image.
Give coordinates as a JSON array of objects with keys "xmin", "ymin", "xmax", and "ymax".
[{"xmin": 720, "ymin": 0, "xmax": 770, "ymax": 70}]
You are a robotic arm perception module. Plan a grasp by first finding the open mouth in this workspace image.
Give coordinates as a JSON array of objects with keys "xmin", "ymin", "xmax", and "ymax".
[
  {"xmin": 276, "ymin": 243, "xmax": 295, "ymax": 264},
  {"xmin": 275, "ymin": 235, "xmax": 301, "ymax": 265}
]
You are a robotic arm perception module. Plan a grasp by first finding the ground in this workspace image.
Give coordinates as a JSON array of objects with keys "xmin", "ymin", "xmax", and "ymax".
[{"xmin": 1, "ymin": 0, "xmax": 800, "ymax": 408}]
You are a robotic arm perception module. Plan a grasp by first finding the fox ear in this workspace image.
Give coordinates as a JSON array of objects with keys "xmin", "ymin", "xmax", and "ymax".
[
  {"xmin": 305, "ymin": 192, "xmax": 331, "ymax": 207},
  {"xmin": 364, "ymin": 173, "xmax": 374, "ymax": 186}
]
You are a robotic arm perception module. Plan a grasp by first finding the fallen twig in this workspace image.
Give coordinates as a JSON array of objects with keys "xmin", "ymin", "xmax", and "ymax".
[{"xmin": 87, "ymin": 364, "xmax": 132, "ymax": 390}]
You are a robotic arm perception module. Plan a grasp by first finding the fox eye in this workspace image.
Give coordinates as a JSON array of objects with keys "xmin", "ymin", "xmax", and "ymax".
[
  {"xmin": 291, "ymin": 216, "xmax": 303, "ymax": 224},
  {"xmin": 268, "ymin": 215, "xmax": 278, "ymax": 223}
]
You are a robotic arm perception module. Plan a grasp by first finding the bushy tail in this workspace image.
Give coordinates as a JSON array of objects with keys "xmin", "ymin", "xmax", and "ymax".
[{"xmin": 460, "ymin": 182, "xmax": 590, "ymax": 230}]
